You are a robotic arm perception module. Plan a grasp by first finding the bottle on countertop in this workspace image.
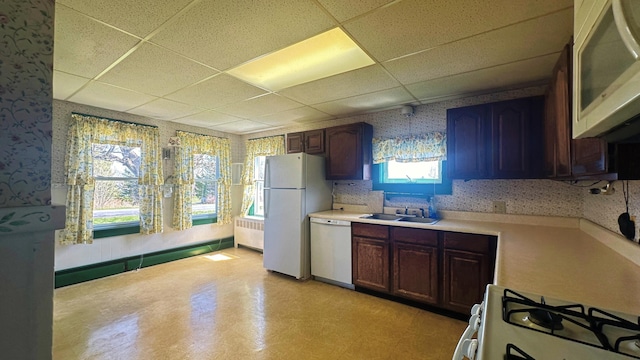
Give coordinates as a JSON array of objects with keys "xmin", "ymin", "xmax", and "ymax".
[{"xmin": 428, "ymin": 196, "xmax": 438, "ymax": 219}]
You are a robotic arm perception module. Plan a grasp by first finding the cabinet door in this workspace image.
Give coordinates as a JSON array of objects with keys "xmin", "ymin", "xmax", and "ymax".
[
  {"xmin": 491, "ymin": 98, "xmax": 533, "ymax": 178},
  {"xmin": 392, "ymin": 242, "xmax": 438, "ymax": 304},
  {"xmin": 352, "ymin": 237, "xmax": 389, "ymax": 292},
  {"xmin": 286, "ymin": 132, "xmax": 304, "ymax": 154},
  {"xmin": 553, "ymin": 45, "xmax": 573, "ymax": 178},
  {"xmin": 304, "ymin": 129, "xmax": 325, "ymax": 155},
  {"xmin": 447, "ymin": 105, "xmax": 488, "ymax": 179},
  {"xmin": 544, "ymin": 86, "xmax": 558, "ymax": 177},
  {"xmin": 325, "ymin": 123, "xmax": 372, "ymax": 180},
  {"xmin": 572, "ymin": 138, "xmax": 607, "ymax": 175},
  {"xmin": 442, "ymin": 249, "xmax": 490, "ymax": 314}
]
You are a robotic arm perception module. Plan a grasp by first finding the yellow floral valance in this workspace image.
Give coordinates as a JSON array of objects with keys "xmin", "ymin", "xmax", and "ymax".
[
  {"xmin": 240, "ymin": 136, "xmax": 285, "ymax": 215},
  {"xmin": 372, "ymin": 132, "xmax": 446, "ymax": 164},
  {"xmin": 173, "ymin": 131, "xmax": 232, "ymax": 230}
]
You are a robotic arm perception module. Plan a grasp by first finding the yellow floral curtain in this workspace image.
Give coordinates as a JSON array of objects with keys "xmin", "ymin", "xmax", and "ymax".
[
  {"xmin": 240, "ymin": 136, "xmax": 285, "ymax": 215},
  {"xmin": 372, "ymin": 132, "xmax": 447, "ymax": 164},
  {"xmin": 60, "ymin": 114, "xmax": 163, "ymax": 245},
  {"xmin": 173, "ymin": 131, "xmax": 232, "ymax": 230}
]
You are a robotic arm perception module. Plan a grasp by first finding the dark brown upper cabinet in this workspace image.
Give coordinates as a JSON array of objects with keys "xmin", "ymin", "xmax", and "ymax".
[
  {"xmin": 447, "ymin": 96, "xmax": 544, "ymax": 179},
  {"xmin": 325, "ymin": 122, "xmax": 373, "ymax": 180},
  {"xmin": 286, "ymin": 129, "xmax": 325, "ymax": 155},
  {"xmin": 543, "ymin": 41, "xmax": 609, "ymax": 179}
]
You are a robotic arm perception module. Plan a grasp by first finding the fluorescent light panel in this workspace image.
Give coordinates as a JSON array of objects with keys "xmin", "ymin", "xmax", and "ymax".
[{"xmin": 227, "ymin": 28, "xmax": 375, "ymax": 91}]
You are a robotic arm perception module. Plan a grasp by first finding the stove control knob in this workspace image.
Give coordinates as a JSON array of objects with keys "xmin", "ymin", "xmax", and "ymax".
[
  {"xmin": 471, "ymin": 303, "xmax": 483, "ymax": 316},
  {"xmin": 469, "ymin": 313, "xmax": 481, "ymax": 331},
  {"xmin": 461, "ymin": 339, "xmax": 478, "ymax": 360}
]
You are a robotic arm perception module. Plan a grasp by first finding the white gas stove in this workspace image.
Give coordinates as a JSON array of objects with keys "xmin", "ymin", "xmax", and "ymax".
[{"xmin": 454, "ymin": 285, "xmax": 640, "ymax": 359}]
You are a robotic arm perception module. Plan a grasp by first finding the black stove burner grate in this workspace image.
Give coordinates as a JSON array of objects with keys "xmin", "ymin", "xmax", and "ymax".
[
  {"xmin": 504, "ymin": 344, "xmax": 535, "ymax": 360},
  {"xmin": 502, "ymin": 289, "xmax": 640, "ymax": 359}
]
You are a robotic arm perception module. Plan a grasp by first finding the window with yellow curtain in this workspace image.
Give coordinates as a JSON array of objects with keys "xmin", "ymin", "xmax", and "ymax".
[
  {"xmin": 59, "ymin": 113, "xmax": 163, "ymax": 245},
  {"xmin": 240, "ymin": 136, "xmax": 284, "ymax": 216},
  {"xmin": 172, "ymin": 131, "xmax": 231, "ymax": 230}
]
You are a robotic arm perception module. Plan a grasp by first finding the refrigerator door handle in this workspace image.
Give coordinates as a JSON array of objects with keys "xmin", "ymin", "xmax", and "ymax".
[
  {"xmin": 264, "ymin": 188, "xmax": 270, "ymax": 219},
  {"xmin": 264, "ymin": 158, "xmax": 271, "ymax": 189}
]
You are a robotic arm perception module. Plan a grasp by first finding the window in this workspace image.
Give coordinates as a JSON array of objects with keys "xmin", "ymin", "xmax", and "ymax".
[
  {"xmin": 383, "ymin": 160, "xmax": 442, "ymax": 184},
  {"xmin": 373, "ymin": 160, "xmax": 452, "ymax": 195},
  {"xmin": 192, "ymin": 154, "xmax": 218, "ymax": 221},
  {"xmin": 92, "ymin": 143, "xmax": 141, "ymax": 229},
  {"xmin": 252, "ymin": 156, "xmax": 266, "ymax": 216}
]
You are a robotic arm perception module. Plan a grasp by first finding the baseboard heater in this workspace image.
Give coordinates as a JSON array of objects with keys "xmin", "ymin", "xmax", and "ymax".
[
  {"xmin": 54, "ymin": 237, "xmax": 234, "ymax": 288},
  {"xmin": 234, "ymin": 216, "xmax": 264, "ymax": 251}
]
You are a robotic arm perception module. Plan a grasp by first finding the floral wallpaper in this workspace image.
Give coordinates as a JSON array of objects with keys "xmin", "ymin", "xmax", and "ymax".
[{"xmin": 0, "ymin": 0, "xmax": 54, "ymax": 207}]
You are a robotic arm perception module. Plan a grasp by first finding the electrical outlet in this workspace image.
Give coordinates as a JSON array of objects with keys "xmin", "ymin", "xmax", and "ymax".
[{"xmin": 493, "ymin": 201, "xmax": 506, "ymax": 214}]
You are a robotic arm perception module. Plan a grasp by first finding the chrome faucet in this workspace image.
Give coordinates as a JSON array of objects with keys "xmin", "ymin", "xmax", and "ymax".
[
  {"xmin": 419, "ymin": 208, "xmax": 426, "ymax": 218},
  {"xmin": 404, "ymin": 206, "xmax": 409, "ymax": 215}
]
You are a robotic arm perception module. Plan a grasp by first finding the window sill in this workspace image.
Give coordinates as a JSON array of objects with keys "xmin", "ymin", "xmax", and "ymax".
[
  {"xmin": 93, "ymin": 223, "xmax": 140, "ymax": 239},
  {"xmin": 192, "ymin": 216, "xmax": 217, "ymax": 226}
]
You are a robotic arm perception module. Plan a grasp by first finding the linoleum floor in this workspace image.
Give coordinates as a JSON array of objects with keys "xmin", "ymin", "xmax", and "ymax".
[{"xmin": 53, "ymin": 247, "xmax": 466, "ymax": 359}]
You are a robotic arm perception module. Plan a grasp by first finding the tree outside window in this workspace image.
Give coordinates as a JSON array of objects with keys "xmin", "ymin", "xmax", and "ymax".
[
  {"xmin": 92, "ymin": 144, "xmax": 141, "ymax": 227},
  {"xmin": 192, "ymin": 154, "xmax": 218, "ymax": 218}
]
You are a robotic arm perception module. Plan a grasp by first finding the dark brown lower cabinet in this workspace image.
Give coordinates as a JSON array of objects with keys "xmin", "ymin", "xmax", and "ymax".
[
  {"xmin": 442, "ymin": 232, "xmax": 495, "ymax": 313},
  {"xmin": 351, "ymin": 225, "xmax": 496, "ymax": 314},
  {"xmin": 352, "ymin": 237, "xmax": 389, "ymax": 292},
  {"xmin": 392, "ymin": 242, "xmax": 438, "ymax": 304}
]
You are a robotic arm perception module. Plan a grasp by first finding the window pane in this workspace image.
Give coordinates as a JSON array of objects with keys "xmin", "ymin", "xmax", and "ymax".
[
  {"xmin": 193, "ymin": 154, "xmax": 218, "ymax": 217},
  {"xmin": 92, "ymin": 144, "xmax": 140, "ymax": 178},
  {"xmin": 254, "ymin": 180, "xmax": 264, "ymax": 216},
  {"xmin": 386, "ymin": 160, "xmax": 441, "ymax": 182},
  {"xmin": 192, "ymin": 181, "xmax": 217, "ymax": 216},
  {"xmin": 194, "ymin": 154, "xmax": 218, "ymax": 181},
  {"xmin": 254, "ymin": 156, "xmax": 266, "ymax": 181},
  {"xmin": 93, "ymin": 179, "xmax": 140, "ymax": 225}
]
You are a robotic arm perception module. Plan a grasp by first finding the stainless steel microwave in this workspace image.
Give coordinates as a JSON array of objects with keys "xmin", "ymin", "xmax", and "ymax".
[{"xmin": 573, "ymin": 0, "xmax": 640, "ymax": 138}]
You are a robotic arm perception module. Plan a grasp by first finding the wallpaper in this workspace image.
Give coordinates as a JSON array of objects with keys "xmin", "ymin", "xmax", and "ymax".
[
  {"xmin": 245, "ymin": 85, "xmax": 639, "ymax": 239},
  {"xmin": 0, "ymin": 0, "xmax": 54, "ymax": 207}
]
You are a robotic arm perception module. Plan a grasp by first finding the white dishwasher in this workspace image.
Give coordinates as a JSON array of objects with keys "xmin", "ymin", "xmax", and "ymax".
[{"xmin": 310, "ymin": 217, "xmax": 354, "ymax": 289}]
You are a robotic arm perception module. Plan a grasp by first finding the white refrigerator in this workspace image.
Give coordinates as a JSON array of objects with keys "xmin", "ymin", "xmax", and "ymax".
[{"xmin": 263, "ymin": 153, "xmax": 332, "ymax": 279}]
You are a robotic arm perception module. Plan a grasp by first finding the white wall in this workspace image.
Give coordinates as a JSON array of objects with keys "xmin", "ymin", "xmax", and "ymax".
[{"xmin": 52, "ymin": 100, "xmax": 244, "ymax": 270}]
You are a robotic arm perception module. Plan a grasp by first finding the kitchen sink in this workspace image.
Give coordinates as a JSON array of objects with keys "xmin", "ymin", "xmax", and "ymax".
[
  {"xmin": 361, "ymin": 213, "xmax": 402, "ymax": 221},
  {"xmin": 397, "ymin": 217, "xmax": 439, "ymax": 224}
]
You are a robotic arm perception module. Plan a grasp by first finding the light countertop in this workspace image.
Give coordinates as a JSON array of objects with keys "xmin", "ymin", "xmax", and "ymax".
[{"xmin": 309, "ymin": 209, "xmax": 640, "ymax": 314}]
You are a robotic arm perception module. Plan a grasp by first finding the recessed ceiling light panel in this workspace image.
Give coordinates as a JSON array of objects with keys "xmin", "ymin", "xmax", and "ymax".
[{"xmin": 227, "ymin": 28, "xmax": 375, "ymax": 91}]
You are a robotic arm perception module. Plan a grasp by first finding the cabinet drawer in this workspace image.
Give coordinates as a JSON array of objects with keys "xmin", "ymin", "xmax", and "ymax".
[
  {"xmin": 391, "ymin": 227, "xmax": 437, "ymax": 246},
  {"xmin": 443, "ymin": 232, "xmax": 492, "ymax": 254},
  {"xmin": 352, "ymin": 223, "xmax": 389, "ymax": 240}
]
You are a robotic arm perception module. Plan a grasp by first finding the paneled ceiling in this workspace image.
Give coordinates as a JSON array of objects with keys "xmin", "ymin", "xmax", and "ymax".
[{"xmin": 53, "ymin": 0, "xmax": 573, "ymax": 134}]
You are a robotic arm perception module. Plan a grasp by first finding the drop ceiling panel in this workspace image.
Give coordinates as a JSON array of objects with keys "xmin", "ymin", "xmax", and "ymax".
[
  {"xmin": 384, "ymin": 9, "xmax": 572, "ymax": 84},
  {"xmin": 210, "ymin": 120, "xmax": 272, "ymax": 134},
  {"xmin": 257, "ymin": 107, "xmax": 333, "ymax": 125},
  {"xmin": 57, "ymin": 0, "xmax": 193, "ymax": 38},
  {"xmin": 54, "ymin": 5, "xmax": 141, "ymax": 78},
  {"xmin": 171, "ymin": 110, "xmax": 243, "ymax": 128},
  {"xmin": 217, "ymin": 94, "xmax": 302, "ymax": 119},
  {"xmin": 165, "ymin": 74, "xmax": 267, "ymax": 110},
  {"xmin": 53, "ymin": 71, "xmax": 91, "ymax": 100},
  {"xmin": 313, "ymin": 87, "xmax": 415, "ymax": 116},
  {"xmin": 98, "ymin": 43, "xmax": 218, "ymax": 97},
  {"xmin": 127, "ymin": 98, "xmax": 204, "ymax": 120},
  {"xmin": 278, "ymin": 65, "xmax": 400, "ymax": 105},
  {"xmin": 344, "ymin": 0, "xmax": 573, "ymax": 61},
  {"xmin": 150, "ymin": 0, "xmax": 336, "ymax": 70},
  {"xmin": 316, "ymin": 0, "xmax": 395, "ymax": 22},
  {"xmin": 68, "ymin": 81, "xmax": 157, "ymax": 112},
  {"xmin": 406, "ymin": 54, "xmax": 558, "ymax": 102}
]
